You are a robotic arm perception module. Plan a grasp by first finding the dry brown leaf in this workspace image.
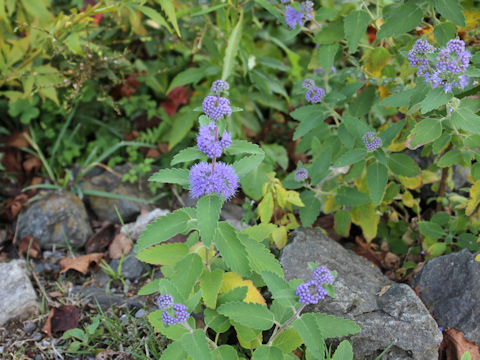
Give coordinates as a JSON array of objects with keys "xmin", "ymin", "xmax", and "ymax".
[
  {"xmin": 439, "ymin": 328, "xmax": 480, "ymax": 360},
  {"xmin": 42, "ymin": 305, "xmax": 80, "ymax": 337},
  {"xmin": 60, "ymin": 253, "xmax": 104, "ymax": 274},
  {"xmin": 85, "ymin": 221, "xmax": 116, "ymax": 254},
  {"xmin": 108, "ymin": 232, "xmax": 132, "ymax": 259},
  {"xmin": 23, "ymin": 155, "xmax": 42, "ymax": 173},
  {"xmin": 48, "ymin": 291, "xmax": 63, "ymax": 298},
  {"xmin": 96, "ymin": 349, "xmax": 131, "ymax": 360},
  {"xmin": 18, "ymin": 236, "xmax": 41, "ymax": 259},
  {"xmin": 6, "ymin": 130, "xmax": 30, "ymax": 148}
]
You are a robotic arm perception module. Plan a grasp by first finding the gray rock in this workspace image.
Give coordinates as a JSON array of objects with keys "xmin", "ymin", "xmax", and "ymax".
[
  {"xmin": 452, "ymin": 165, "xmax": 470, "ymax": 192},
  {"xmin": 16, "ymin": 192, "xmax": 92, "ymax": 249},
  {"xmin": 121, "ymin": 208, "xmax": 170, "ymax": 241},
  {"xmin": 135, "ymin": 309, "xmax": 146, "ymax": 318},
  {"xmin": 24, "ymin": 321, "xmax": 36, "ymax": 335},
  {"xmin": 83, "ymin": 163, "xmax": 154, "ymax": 224},
  {"xmin": 280, "ymin": 228, "xmax": 442, "ymax": 360},
  {"xmin": 0, "ymin": 260, "xmax": 40, "ymax": 326},
  {"xmin": 109, "ymin": 249, "xmax": 148, "ymax": 280},
  {"xmin": 220, "ymin": 202, "xmax": 247, "ymax": 231},
  {"xmin": 412, "ymin": 249, "xmax": 480, "ymax": 345}
]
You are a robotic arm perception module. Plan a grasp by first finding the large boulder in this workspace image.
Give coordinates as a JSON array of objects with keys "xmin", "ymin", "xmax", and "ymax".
[
  {"xmin": 0, "ymin": 260, "xmax": 40, "ymax": 326},
  {"xmin": 17, "ymin": 192, "xmax": 92, "ymax": 249},
  {"xmin": 280, "ymin": 228, "xmax": 442, "ymax": 360},
  {"xmin": 83, "ymin": 163, "xmax": 154, "ymax": 224},
  {"xmin": 413, "ymin": 249, "xmax": 480, "ymax": 345}
]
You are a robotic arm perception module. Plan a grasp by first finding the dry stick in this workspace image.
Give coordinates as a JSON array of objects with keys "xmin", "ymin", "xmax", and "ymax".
[
  {"xmin": 30, "ymin": 268, "xmax": 54, "ymax": 306},
  {"xmin": 436, "ymin": 144, "xmax": 453, "ymax": 212}
]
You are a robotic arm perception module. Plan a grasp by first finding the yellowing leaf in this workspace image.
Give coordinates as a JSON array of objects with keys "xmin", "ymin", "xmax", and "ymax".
[
  {"xmin": 378, "ymin": 86, "xmax": 390, "ymax": 100},
  {"xmin": 190, "ymin": 242, "xmax": 215, "ymax": 264},
  {"xmin": 475, "ymin": 253, "xmax": 480, "ymax": 262},
  {"xmin": 421, "ymin": 170, "xmax": 441, "ymax": 184},
  {"xmin": 398, "ymin": 175, "xmax": 422, "ymax": 190},
  {"xmin": 388, "ymin": 141, "xmax": 406, "ymax": 152},
  {"xmin": 286, "ymin": 190, "xmax": 304, "ymax": 207},
  {"xmin": 351, "ymin": 203, "xmax": 379, "ymax": 242},
  {"xmin": 219, "ymin": 272, "xmax": 266, "ymax": 305},
  {"xmin": 258, "ymin": 192, "xmax": 274, "ymax": 223},
  {"xmin": 402, "ymin": 190, "xmax": 415, "ymax": 208},
  {"xmin": 275, "ymin": 184, "xmax": 287, "ymax": 209},
  {"xmin": 323, "ymin": 196, "xmax": 338, "ymax": 214},
  {"xmin": 238, "ymin": 333, "xmax": 262, "ymax": 349},
  {"xmin": 460, "ymin": 11, "xmax": 480, "ymax": 30},
  {"xmin": 466, "ymin": 180, "xmax": 480, "ymax": 216},
  {"xmin": 271, "ymin": 225, "xmax": 287, "ymax": 249}
]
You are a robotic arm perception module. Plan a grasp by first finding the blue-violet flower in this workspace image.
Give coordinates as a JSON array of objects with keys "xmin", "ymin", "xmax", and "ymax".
[
  {"xmin": 162, "ymin": 303, "xmax": 190, "ymax": 326},
  {"xmin": 362, "ymin": 131, "xmax": 382, "ymax": 152},
  {"xmin": 197, "ymin": 122, "xmax": 232, "ymax": 159},
  {"xmin": 202, "ymin": 96, "xmax": 232, "ymax": 121},
  {"xmin": 294, "ymin": 168, "xmax": 309, "ymax": 182},
  {"xmin": 305, "ymin": 86, "xmax": 326, "ymax": 103},
  {"xmin": 156, "ymin": 294, "xmax": 174, "ymax": 310},
  {"xmin": 210, "ymin": 80, "xmax": 230, "ymax": 94},
  {"xmin": 189, "ymin": 161, "xmax": 239, "ymax": 200}
]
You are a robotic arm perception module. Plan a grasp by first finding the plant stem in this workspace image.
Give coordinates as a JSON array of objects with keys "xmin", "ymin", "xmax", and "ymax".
[
  {"xmin": 436, "ymin": 143, "xmax": 452, "ymax": 211},
  {"xmin": 268, "ymin": 304, "xmax": 306, "ymax": 345}
]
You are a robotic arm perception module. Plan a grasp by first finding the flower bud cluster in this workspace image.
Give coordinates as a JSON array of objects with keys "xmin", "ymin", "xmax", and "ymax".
[
  {"xmin": 296, "ymin": 266, "xmax": 334, "ymax": 305},
  {"xmin": 156, "ymin": 294, "xmax": 190, "ymax": 326},
  {"xmin": 190, "ymin": 80, "xmax": 239, "ymax": 200},
  {"xmin": 294, "ymin": 168, "xmax": 309, "ymax": 182},
  {"xmin": 408, "ymin": 38, "xmax": 471, "ymax": 93},
  {"xmin": 283, "ymin": 1, "xmax": 314, "ymax": 29},
  {"xmin": 362, "ymin": 131, "xmax": 382, "ymax": 152},
  {"xmin": 302, "ymin": 78, "xmax": 325, "ymax": 104}
]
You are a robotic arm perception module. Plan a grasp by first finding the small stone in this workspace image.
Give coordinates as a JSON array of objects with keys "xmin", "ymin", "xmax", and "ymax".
[
  {"xmin": 32, "ymin": 332, "xmax": 42, "ymax": 341},
  {"xmin": 24, "ymin": 321, "xmax": 36, "ymax": 335},
  {"xmin": 16, "ymin": 192, "xmax": 92, "ymax": 249},
  {"xmin": 135, "ymin": 309, "xmax": 146, "ymax": 318},
  {"xmin": 35, "ymin": 355, "xmax": 42, "ymax": 360},
  {"xmin": 0, "ymin": 260, "xmax": 40, "ymax": 326},
  {"xmin": 121, "ymin": 208, "xmax": 170, "ymax": 241}
]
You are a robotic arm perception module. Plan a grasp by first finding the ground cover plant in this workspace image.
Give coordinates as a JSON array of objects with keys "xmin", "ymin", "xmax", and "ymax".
[{"xmin": 0, "ymin": 0, "xmax": 480, "ymax": 359}]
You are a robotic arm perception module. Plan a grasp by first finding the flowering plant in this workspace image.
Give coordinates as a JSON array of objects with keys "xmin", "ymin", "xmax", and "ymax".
[{"xmin": 135, "ymin": 80, "xmax": 360, "ymax": 358}]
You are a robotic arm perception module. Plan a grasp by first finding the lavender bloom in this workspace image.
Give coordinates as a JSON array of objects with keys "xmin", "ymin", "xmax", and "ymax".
[
  {"xmin": 197, "ymin": 122, "xmax": 232, "ymax": 159},
  {"xmin": 312, "ymin": 266, "xmax": 334, "ymax": 284},
  {"xmin": 294, "ymin": 168, "xmax": 309, "ymax": 182},
  {"xmin": 284, "ymin": 1, "xmax": 313, "ymax": 29},
  {"xmin": 330, "ymin": 66, "xmax": 337, "ymax": 75},
  {"xmin": 189, "ymin": 161, "xmax": 239, "ymax": 200},
  {"xmin": 156, "ymin": 294, "xmax": 174, "ymax": 310},
  {"xmin": 202, "ymin": 96, "xmax": 232, "ymax": 121},
  {"xmin": 211, "ymin": 80, "xmax": 230, "ymax": 94},
  {"xmin": 284, "ymin": 5, "xmax": 304, "ymax": 29},
  {"xmin": 431, "ymin": 39, "xmax": 471, "ymax": 92},
  {"xmin": 408, "ymin": 39, "xmax": 435, "ymax": 67},
  {"xmin": 162, "ymin": 303, "xmax": 190, "ymax": 326},
  {"xmin": 302, "ymin": 78, "xmax": 315, "ymax": 89},
  {"xmin": 362, "ymin": 131, "xmax": 382, "ymax": 152},
  {"xmin": 305, "ymin": 86, "xmax": 326, "ymax": 103}
]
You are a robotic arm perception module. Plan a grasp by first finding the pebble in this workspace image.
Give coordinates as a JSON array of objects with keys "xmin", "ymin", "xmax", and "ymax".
[
  {"xmin": 32, "ymin": 332, "xmax": 42, "ymax": 341},
  {"xmin": 135, "ymin": 309, "xmax": 146, "ymax": 318},
  {"xmin": 35, "ymin": 355, "xmax": 42, "ymax": 360},
  {"xmin": 24, "ymin": 321, "xmax": 36, "ymax": 335}
]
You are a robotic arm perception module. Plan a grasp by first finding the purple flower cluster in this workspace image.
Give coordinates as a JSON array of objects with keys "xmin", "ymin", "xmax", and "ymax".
[
  {"xmin": 197, "ymin": 122, "xmax": 232, "ymax": 159},
  {"xmin": 362, "ymin": 131, "xmax": 382, "ymax": 152},
  {"xmin": 190, "ymin": 161, "xmax": 239, "ymax": 200},
  {"xmin": 210, "ymin": 80, "xmax": 229, "ymax": 94},
  {"xmin": 296, "ymin": 266, "xmax": 334, "ymax": 305},
  {"xmin": 202, "ymin": 96, "xmax": 232, "ymax": 121},
  {"xmin": 294, "ymin": 168, "xmax": 309, "ymax": 182},
  {"xmin": 156, "ymin": 294, "xmax": 173, "ymax": 309},
  {"xmin": 162, "ymin": 304, "xmax": 190, "ymax": 326},
  {"xmin": 190, "ymin": 80, "xmax": 239, "ymax": 201},
  {"xmin": 156, "ymin": 294, "xmax": 190, "ymax": 326},
  {"xmin": 408, "ymin": 39, "xmax": 471, "ymax": 93},
  {"xmin": 284, "ymin": 1, "xmax": 314, "ymax": 29},
  {"xmin": 302, "ymin": 78, "xmax": 325, "ymax": 103}
]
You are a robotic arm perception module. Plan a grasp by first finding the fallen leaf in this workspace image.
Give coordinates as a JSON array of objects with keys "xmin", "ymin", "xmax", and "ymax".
[
  {"xmin": 160, "ymin": 86, "xmax": 189, "ymax": 116},
  {"xmin": 23, "ymin": 154, "xmax": 42, "ymax": 173},
  {"xmin": 85, "ymin": 222, "xmax": 116, "ymax": 254},
  {"xmin": 60, "ymin": 253, "xmax": 104, "ymax": 274},
  {"xmin": 18, "ymin": 236, "xmax": 41, "ymax": 259},
  {"xmin": 108, "ymin": 232, "xmax": 132, "ymax": 259},
  {"xmin": 6, "ymin": 130, "xmax": 30, "ymax": 148},
  {"xmin": 6, "ymin": 193, "xmax": 28, "ymax": 221},
  {"xmin": 439, "ymin": 328, "xmax": 480, "ymax": 360},
  {"xmin": 48, "ymin": 291, "xmax": 63, "ymax": 298},
  {"xmin": 42, "ymin": 305, "xmax": 80, "ymax": 336}
]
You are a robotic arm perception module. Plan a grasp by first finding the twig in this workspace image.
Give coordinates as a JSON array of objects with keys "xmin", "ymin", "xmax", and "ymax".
[
  {"xmin": 436, "ymin": 144, "xmax": 453, "ymax": 211},
  {"xmin": 30, "ymin": 267, "xmax": 54, "ymax": 306}
]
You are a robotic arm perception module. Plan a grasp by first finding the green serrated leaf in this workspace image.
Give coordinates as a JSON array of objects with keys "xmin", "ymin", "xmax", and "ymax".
[
  {"xmin": 179, "ymin": 329, "xmax": 211, "ymax": 360},
  {"xmin": 160, "ymin": 340, "xmax": 188, "ymax": 360},
  {"xmin": 204, "ymin": 308, "xmax": 231, "ymax": 333},
  {"xmin": 332, "ymin": 340, "xmax": 354, "ymax": 360},
  {"xmin": 149, "ymin": 168, "xmax": 190, "ymax": 187},
  {"xmin": 171, "ymin": 146, "xmax": 205, "ymax": 165},
  {"xmin": 377, "ymin": 4, "xmax": 423, "ymax": 39},
  {"xmin": 451, "ymin": 108, "xmax": 480, "ymax": 135},
  {"xmin": 239, "ymin": 234, "xmax": 283, "ymax": 277},
  {"xmin": 335, "ymin": 187, "xmax": 371, "ymax": 206},
  {"xmin": 226, "ymin": 140, "xmax": 264, "ymax": 156},
  {"xmin": 217, "ymin": 302, "xmax": 274, "ymax": 330},
  {"xmin": 197, "ymin": 194, "xmax": 223, "ymax": 247},
  {"xmin": 333, "ymin": 148, "xmax": 367, "ymax": 168},
  {"xmin": 418, "ymin": 221, "xmax": 446, "ymax": 240},
  {"xmin": 437, "ymin": 149, "xmax": 462, "ymax": 167},
  {"xmin": 299, "ymin": 191, "xmax": 322, "ymax": 227},
  {"xmin": 233, "ymin": 154, "xmax": 265, "ymax": 177},
  {"xmin": 313, "ymin": 313, "xmax": 361, "ymax": 338},
  {"xmin": 420, "ymin": 87, "xmax": 452, "ymax": 114},
  {"xmin": 272, "ymin": 328, "xmax": 303, "ymax": 354},
  {"xmin": 261, "ymin": 271, "xmax": 297, "ymax": 306},
  {"xmin": 334, "ymin": 210, "xmax": 351, "ymax": 237},
  {"xmin": 200, "ymin": 269, "xmax": 224, "ymax": 309},
  {"xmin": 158, "ymin": 0, "xmax": 181, "ymax": 37},
  {"xmin": 344, "ymin": 10, "xmax": 370, "ymax": 53},
  {"xmin": 291, "ymin": 313, "xmax": 325, "ymax": 359},
  {"xmin": 136, "ymin": 209, "xmax": 195, "ymax": 252},
  {"xmin": 136, "ymin": 242, "xmax": 189, "ymax": 265},
  {"xmin": 251, "ymin": 345, "xmax": 283, "ymax": 359},
  {"xmin": 409, "ymin": 118, "xmax": 442, "ymax": 149},
  {"xmin": 240, "ymin": 224, "xmax": 276, "ymax": 242},
  {"xmin": 433, "ymin": 0, "xmax": 465, "ymax": 26},
  {"xmin": 167, "ymin": 66, "xmax": 220, "ymax": 94},
  {"xmin": 214, "ymin": 222, "xmax": 251, "ymax": 277},
  {"xmin": 367, "ymin": 162, "xmax": 388, "ymax": 205},
  {"xmin": 169, "ymin": 253, "xmax": 204, "ymax": 300},
  {"xmin": 211, "ymin": 345, "xmax": 239, "ymax": 360},
  {"xmin": 387, "ymin": 153, "xmax": 420, "ymax": 177}
]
